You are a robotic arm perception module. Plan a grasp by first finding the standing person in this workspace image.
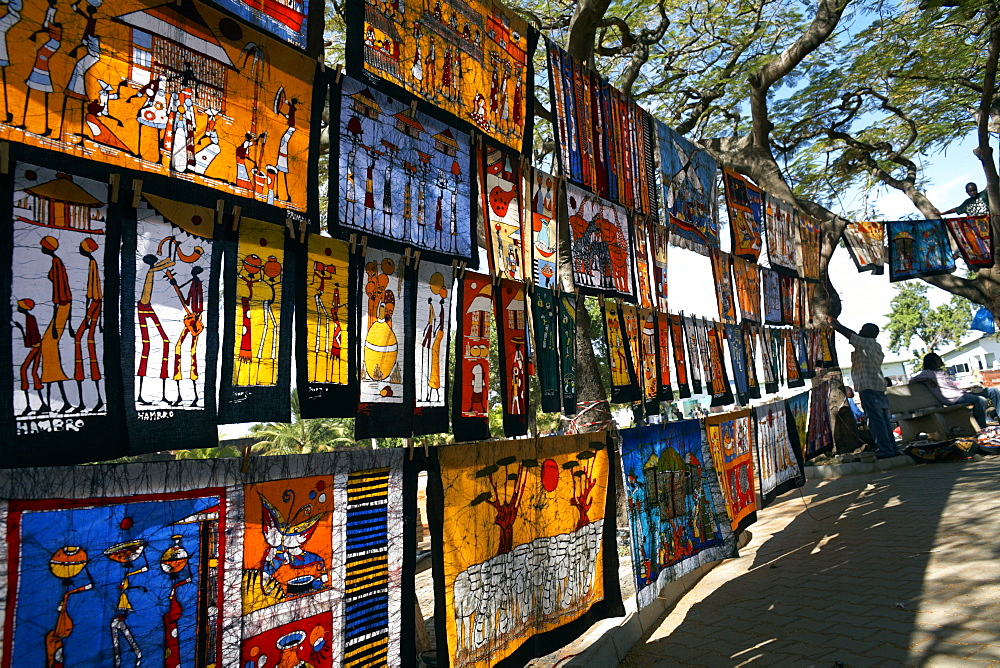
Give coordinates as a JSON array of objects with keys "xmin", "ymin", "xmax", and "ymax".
[
  {"xmin": 829, "ymin": 317, "xmax": 897, "ymax": 458},
  {"xmin": 937, "ymin": 182, "xmax": 990, "ymax": 217}
]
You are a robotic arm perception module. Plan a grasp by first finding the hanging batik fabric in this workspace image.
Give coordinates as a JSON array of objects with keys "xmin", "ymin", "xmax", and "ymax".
[
  {"xmin": 786, "ymin": 391, "xmax": 809, "ymax": 456},
  {"xmin": 532, "ymin": 287, "xmax": 562, "ymax": 412},
  {"xmin": 793, "ymin": 279, "xmax": 806, "ymax": 327},
  {"xmin": 704, "ymin": 409, "xmax": 757, "ymax": 534},
  {"xmin": 638, "ymin": 309, "xmax": 661, "ymax": 414},
  {"xmin": 452, "ymin": 271, "xmax": 493, "ymax": 442},
  {"xmin": 753, "ymin": 399, "xmax": 805, "ymax": 508},
  {"xmin": 784, "ymin": 329, "xmax": 804, "ymax": 388},
  {"xmin": 843, "ymin": 221, "xmax": 886, "ymax": 274},
  {"xmin": 547, "ymin": 41, "xmax": 656, "ymax": 214},
  {"xmin": 764, "ymin": 194, "xmax": 799, "ymax": 275},
  {"xmin": 2, "ymin": 0, "xmax": 322, "ymax": 216},
  {"xmin": 3, "ymin": 160, "xmax": 123, "ymax": 466},
  {"xmin": 413, "ymin": 261, "xmax": 454, "ymax": 435},
  {"xmin": 0, "ymin": 449, "xmax": 416, "ymax": 667},
  {"xmin": 621, "ymin": 304, "xmax": 645, "ymax": 402},
  {"xmin": 558, "ymin": 293, "xmax": 578, "ymax": 414},
  {"xmin": 742, "ymin": 323, "xmax": 761, "ymax": 399},
  {"xmin": 296, "ymin": 235, "xmax": 357, "ymax": 418},
  {"xmin": 669, "ymin": 314, "xmax": 691, "ymax": 399},
  {"xmin": 818, "ymin": 325, "xmax": 839, "ymax": 368},
  {"xmin": 655, "ymin": 119, "xmax": 719, "ymax": 256},
  {"xmin": 945, "ymin": 216, "xmax": 994, "ymax": 269},
  {"xmin": 797, "ymin": 329, "xmax": 814, "ymax": 379},
  {"xmin": 566, "ymin": 183, "xmax": 635, "ymax": 300},
  {"xmin": 682, "ymin": 315, "xmax": 704, "ymax": 395},
  {"xmin": 725, "ymin": 323, "xmax": 751, "ymax": 406},
  {"xmin": 710, "ymin": 249, "xmax": 737, "ymax": 324},
  {"xmin": 887, "ymin": 219, "xmax": 956, "ymax": 282},
  {"xmin": 427, "ymin": 433, "xmax": 624, "ymax": 668},
  {"xmin": 219, "ymin": 216, "xmax": 293, "ymax": 424},
  {"xmin": 480, "ymin": 143, "xmax": 526, "ymax": 280},
  {"xmin": 797, "ymin": 215, "xmax": 823, "ymax": 281},
  {"xmin": 125, "ymin": 187, "xmax": 222, "ymax": 454},
  {"xmin": 706, "ymin": 321, "xmax": 734, "ymax": 407},
  {"xmin": 334, "ymin": 75, "xmax": 476, "ymax": 264},
  {"xmin": 732, "ymin": 255, "xmax": 761, "ymax": 324},
  {"xmin": 348, "ymin": 0, "xmax": 534, "ymax": 151},
  {"xmin": 656, "ymin": 312, "xmax": 674, "ymax": 401},
  {"xmin": 530, "ymin": 169, "xmax": 560, "ymax": 288},
  {"xmin": 806, "ymin": 381, "xmax": 835, "ymax": 460},
  {"xmin": 604, "ymin": 300, "xmax": 640, "ymax": 403},
  {"xmin": 723, "ymin": 168, "xmax": 764, "ymax": 262},
  {"xmin": 762, "ymin": 267, "xmax": 782, "ymax": 326},
  {"xmin": 757, "ymin": 326, "xmax": 780, "ymax": 394},
  {"xmin": 634, "ymin": 218, "xmax": 656, "ymax": 309},
  {"xmin": 651, "ymin": 223, "xmax": 669, "ymax": 311},
  {"xmin": 354, "ymin": 249, "xmax": 413, "ymax": 438},
  {"xmin": 779, "ymin": 275, "xmax": 796, "ymax": 326},
  {"xmin": 620, "ymin": 420, "xmax": 737, "ymax": 608},
  {"xmin": 494, "ymin": 280, "xmax": 529, "ymax": 436}
]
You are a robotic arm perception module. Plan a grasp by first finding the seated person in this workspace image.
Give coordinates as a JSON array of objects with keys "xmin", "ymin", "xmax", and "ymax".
[
  {"xmin": 909, "ymin": 353, "xmax": 999, "ymax": 428},
  {"xmin": 845, "ymin": 386, "xmax": 865, "ymax": 424}
]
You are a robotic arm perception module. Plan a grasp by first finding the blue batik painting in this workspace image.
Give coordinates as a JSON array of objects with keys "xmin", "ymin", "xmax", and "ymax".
[
  {"xmin": 887, "ymin": 219, "xmax": 956, "ymax": 283},
  {"xmin": 656, "ymin": 119, "xmax": 719, "ymax": 256}
]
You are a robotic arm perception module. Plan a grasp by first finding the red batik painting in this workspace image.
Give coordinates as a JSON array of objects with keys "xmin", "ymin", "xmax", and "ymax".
[{"xmin": 495, "ymin": 279, "xmax": 529, "ymax": 436}]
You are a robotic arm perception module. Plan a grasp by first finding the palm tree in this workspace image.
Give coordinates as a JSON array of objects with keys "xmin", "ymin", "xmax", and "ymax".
[{"xmin": 249, "ymin": 391, "xmax": 360, "ymax": 455}]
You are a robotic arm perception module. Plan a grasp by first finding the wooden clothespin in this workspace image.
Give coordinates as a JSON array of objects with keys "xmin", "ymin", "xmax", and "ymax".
[
  {"xmin": 402, "ymin": 247, "xmax": 412, "ymax": 267},
  {"xmin": 109, "ymin": 174, "xmax": 120, "ymax": 203},
  {"xmin": 231, "ymin": 205, "xmax": 242, "ymax": 232},
  {"xmin": 360, "ymin": 235, "xmax": 368, "ymax": 258},
  {"xmin": 317, "ymin": 55, "xmax": 326, "ymax": 73},
  {"xmin": 458, "ymin": 261, "xmax": 467, "ymax": 279},
  {"xmin": 349, "ymin": 233, "xmax": 358, "ymax": 254},
  {"xmin": 240, "ymin": 444, "xmax": 252, "ymax": 474},
  {"xmin": 298, "ymin": 216, "xmax": 308, "ymax": 244},
  {"xmin": 285, "ymin": 215, "xmax": 297, "ymax": 239},
  {"xmin": 409, "ymin": 99, "xmax": 418, "ymax": 114},
  {"xmin": 552, "ymin": 280, "xmax": 561, "ymax": 297},
  {"xmin": 334, "ymin": 64, "xmax": 343, "ymax": 84},
  {"xmin": 130, "ymin": 179, "xmax": 143, "ymax": 209},
  {"xmin": 0, "ymin": 141, "xmax": 8, "ymax": 175},
  {"xmin": 406, "ymin": 438, "xmax": 414, "ymax": 460},
  {"xmin": 215, "ymin": 199, "xmax": 225, "ymax": 227},
  {"xmin": 412, "ymin": 249, "xmax": 421, "ymax": 270}
]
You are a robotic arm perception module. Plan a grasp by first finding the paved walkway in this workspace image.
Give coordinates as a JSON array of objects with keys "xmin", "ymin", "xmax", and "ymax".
[{"xmin": 621, "ymin": 458, "xmax": 1000, "ymax": 666}]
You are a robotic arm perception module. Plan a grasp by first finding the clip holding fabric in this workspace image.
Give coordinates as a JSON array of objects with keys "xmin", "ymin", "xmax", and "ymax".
[
  {"xmin": 231, "ymin": 205, "xmax": 242, "ymax": 232},
  {"xmin": 317, "ymin": 56, "xmax": 326, "ymax": 73},
  {"xmin": 403, "ymin": 247, "xmax": 413, "ymax": 267},
  {"xmin": 412, "ymin": 249, "xmax": 421, "ymax": 270},
  {"xmin": 0, "ymin": 141, "xmax": 10, "ymax": 175},
  {"xmin": 349, "ymin": 233, "xmax": 358, "ymax": 254},
  {"xmin": 215, "ymin": 199, "xmax": 226, "ymax": 227},
  {"xmin": 240, "ymin": 444, "xmax": 253, "ymax": 474},
  {"xmin": 109, "ymin": 173, "xmax": 120, "ymax": 203},
  {"xmin": 458, "ymin": 261, "xmax": 467, "ymax": 279},
  {"xmin": 359, "ymin": 235, "xmax": 368, "ymax": 258},
  {"xmin": 285, "ymin": 216, "xmax": 297, "ymax": 239},
  {"xmin": 298, "ymin": 217, "xmax": 308, "ymax": 244},
  {"xmin": 334, "ymin": 64, "xmax": 343, "ymax": 84},
  {"xmin": 130, "ymin": 179, "xmax": 143, "ymax": 209}
]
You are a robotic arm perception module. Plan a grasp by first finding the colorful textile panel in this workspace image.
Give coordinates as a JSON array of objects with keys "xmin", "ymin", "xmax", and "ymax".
[
  {"xmin": 547, "ymin": 41, "xmax": 656, "ymax": 214},
  {"xmin": 603, "ymin": 300, "xmax": 639, "ymax": 403},
  {"xmin": 733, "ymin": 255, "xmax": 761, "ymax": 324},
  {"xmin": 786, "ymin": 391, "xmax": 809, "ymax": 456},
  {"xmin": 452, "ymin": 271, "xmax": 492, "ymax": 442},
  {"xmin": 797, "ymin": 215, "xmax": 823, "ymax": 281},
  {"xmin": 558, "ymin": 294, "xmax": 577, "ymax": 414},
  {"xmin": 0, "ymin": 449, "xmax": 415, "ymax": 668},
  {"xmin": 842, "ymin": 221, "xmax": 885, "ymax": 274},
  {"xmin": 784, "ymin": 329, "xmax": 804, "ymax": 388},
  {"xmin": 706, "ymin": 321, "xmax": 734, "ymax": 407},
  {"xmin": 125, "ymin": 187, "xmax": 221, "ymax": 453},
  {"xmin": 210, "ymin": 0, "xmax": 323, "ymax": 52},
  {"xmin": 636, "ymin": 308, "xmax": 660, "ymax": 414},
  {"xmin": 655, "ymin": 312, "xmax": 674, "ymax": 401},
  {"xmin": 427, "ymin": 433, "xmax": 624, "ymax": 668},
  {"xmin": 805, "ymin": 381, "xmax": 834, "ymax": 460},
  {"xmin": 753, "ymin": 399, "xmax": 804, "ymax": 508},
  {"xmin": 355, "ymin": 249, "xmax": 412, "ymax": 438},
  {"xmin": 779, "ymin": 275, "xmax": 796, "ymax": 326},
  {"xmin": 651, "ymin": 222, "xmax": 669, "ymax": 312},
  {"xmin": 762, "ymin": 267, "xmax": 782, "ymax": 326},
  {"xmin": 334, "ymin": 75, "xmax": 475, "ymax": 263},
  {"xmin": 413, "ymin": 261, "xmax": 454, "ymax": 435},
  {"xmin": 655, "ymin": 119, "xmax": 719, "ymax": 256},
  {"xmin": 530, "ymin": 169, "xmax": 561, "ymax": 288},
  {"xmin": 725, "ymin": 323, "xmax": 751, "ymax": 406},
  {"xmin": 710, "ymin": 249, "xmax": 736, "ymax": 324},
  {"xmin": 723, "ymin": 168, "xmax": 763, "ymax": 262},
  {"xmin": 887, "ymin": 219, "xmax": 956, "ymax": 282},
  {"xmin": 4, "ymin": 160, "xmax": 123, "ymax": 466},
  {"xmin": 764, "ymin": 194, "xmax": 798, "ymax": 275},
  {"xmin": 495, "ymin": 280, "xmax": 528, "ymax": 436},
  {"xmin": 758, "ymin": 326, "xmax": 781, "ymax": 394},
  {"xmin": 704, "ymin": 409, "xmax": 757, "ymax": 535},
  {"xmin": 219, "ymin": 216, "xmax": 293, "ymax": 424},
  {"xmin": 296, "ymin": 235, "xmax": 357, "ymax": 418},
  {"xmin": 633, "ymin": 218, "xmax": 656, "ymax": 309},
  {"xmin": 620, "ymin": 420, "xmax": 737, "ymax": 608},
  {"xmin": 1, "ymin": 0, "xmax": 319, "ymax": 213},
  {"xmin": 945, "ymin": 216, "xmax": 994, "ymax": 269},
  {"xmin": 566, "ymin": 183, "xmax": 635, "ymax": 300},
  {"xmin": 741, "ymin": 323, "xmax": 761, "ymax": 400},
  {"xmin": 348, "ymin": 0, "xmax": 534, "ymax": 151},
  {"xmin": 532, "ymin": 287, "xmax": 561, "ymax": 413},
  {"xmin": 481, "ymin": 143, "xmax": 527, "ymax": 280},
  {"xmin": 682, "ymin": 316, "xmax": 703, "ymax": 396},
  {"xmin": 669, "ymin": 314, "xmax": 690, "ymax": 399}
]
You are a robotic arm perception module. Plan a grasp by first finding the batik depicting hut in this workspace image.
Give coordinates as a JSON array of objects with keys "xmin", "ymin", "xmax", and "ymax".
[{"xmin": 14, "ymin": 174, "xmax": 105, "ymax": 233}]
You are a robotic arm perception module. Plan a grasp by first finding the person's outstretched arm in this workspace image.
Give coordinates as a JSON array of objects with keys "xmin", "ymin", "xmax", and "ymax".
[{"xmin": 827, "ymin": 316, "xmax": 856, "ymax": 340}]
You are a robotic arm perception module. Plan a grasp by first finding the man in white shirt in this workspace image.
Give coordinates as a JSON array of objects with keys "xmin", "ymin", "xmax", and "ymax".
[{"xmin": 910, "ymin": 352, "xmax": 998, "ymax": 429}]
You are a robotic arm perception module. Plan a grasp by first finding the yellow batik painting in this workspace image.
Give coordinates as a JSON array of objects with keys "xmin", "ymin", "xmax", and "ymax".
[
  {"xmin": 435, "ymin": 433, "xmax": 611, "ymax": 667},
  {"xmin": 305, "ymin": 236, "xmax": 349, "ymax": 386},
  {"xmin": 232, "ymin": 218, "xmax": 284, "ymax": 387},
  {"xmin": 0, "ymin": 0, "xmax": 315, "ymax": 212}
]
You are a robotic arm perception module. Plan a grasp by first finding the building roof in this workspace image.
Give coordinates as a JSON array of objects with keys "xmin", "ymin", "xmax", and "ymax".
[{"xmin": 115, "ymin": 1, "xmax": 234, "ymax": 68}]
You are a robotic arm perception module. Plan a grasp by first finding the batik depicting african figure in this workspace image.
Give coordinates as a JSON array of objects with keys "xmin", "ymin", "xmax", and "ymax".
[
  {"xmin": 704, "ymin": 409, "xmax": 757, "ymax": 535},
  {"xmin": 842, "ymin": 221, "xmax": 885, "ymax": 274},
  {"xmin": 456, "ymin": 271, "xmax": 492, "ymax": 420},
  {"xmin": 566, "ymin": 182, "xmax": 634, "ymax": 299},
  {"xmin": 620, "ymin": 421, "xmax": 736, "ymax": 608},
  {"xmin": 480, "ymin": 144, "xmax": 526, "ymax": 280},
  {"xmin": 887, "ymin": 219, "xmax": 956, "ymax": 282},
  {"xmin": 668, "ymin": 314, "xmax": 689, "ymax": 399},
  {"xmin": 764, "ymin": 194, "xmax": 798, "ymax": 275},
  {"xmin": 654, "ymin": 312, "xmax": 672, "ymax": 401},
  {"xmin": 337, "ymin": 75, "xmax": 474, "ymax": 261},
  {"xmin": 797, "ymin": 215, "xmax": 823, "ymax": 281},
  {"xmin": 621, "ymin": 304, "xmax": 643, "ymax": 399},
  {"xmin": 231, "ymin": 218, "xmax": 284, "ymax": 388},
  {"xmin": 723, "ymin": 168, "xmax": 763, "ymax": 262},
  {"xmin": 0, "ymin": 0, "xmax": 317, "ymax": 212},
  {"xmin": 706, "ymin": 321, "xmax": 734, "ymax": 407},
  {"xmin": 633, "ymin": 218, "xmax": 655, "ymax": 310},
  {"xmin": 531, "ymin": 168, "xmax": 559, "ymax": 289},
  {"xmin": 415, "ymin": 262, "xmax": 453, "ymax": 412},
  {"xmin": 806, "ymin": 381, "xmax": 834, "ymax": 460},
  {"xmin": 351, "ymin": 0, "xmax": 532, "ymax": 151},
  {"xmin": 359, "ymin": 250, "xmax": 405, "ymax": 404},
  {"xmin": 732, "ymin": 255, "xmax": 761, "ymax": 324},
  {"xmin": 655, "ymin": 118, "xmax": 719, "ymax": 256},
  {"xmin": 725, "ymin": 323, "xmax": 751, "ymax": 406},
  {"xmin": 710, "ymin": 249, "xmax": 736, "ymax": 324},
  {"xmin": 603, "ymin": 300, "xmax": 638, "ymax": 403},
  {"xmin": 495, "ymin": 279, "xmax": 528, "ymax": 436},
  {"xmin": 682, "ymin": 315, "xmax": 703, "ymax": 396},
  {"xmin": 428, "ymin": 433, "xmax": 622, "ymax": 668},
  {"xmin": 779, "ymin": 275, "xmax": 796, "ymax": 326},
  {"xmin": 637, "ymin": 308, "xmax": 659, "ymax": 412},
  {"xmin": 558, "ymin": 293, "xmax": 577, "ymax": 414},
  {"xmin": 753, "ymin": 399, "xmax": 804, "ymax": 508},
  {"xmin": 304, "ymin": 236, "xmax": 349, "ymax": 387},
  {"xmin": 945, "ymin": 216, "xmax": 994, "ymax": 269},
  {"xmin": 10, "ymin": 163, "xmax": 108, "ymax": 432},
  {"xmin": 132, "ymin": 192, "xmax": 214, "ymax": 412},
  {"xmin": 757, "ymin": 326, "xmax": 780, "ymax": 394},
  {"xmin": 786, "ymin": 391, "xmax": 808, "ymax": 457},
  {"xmin": 762, "ymin": 267, "xmax": 781, "ymax": 326},
  {"xmin": 784, "ymin": 328, "xmax": 803, "ymax": 388},
  {"xmin": 651, "ymin": 222, "xmax": 668, "ymax": 312},
  {"xmin": 532, "ymin": 287, "xmax": 561, "ymax": 413},
  {"xmin": 741, "ymin": 324, "xmax": 760, "ymax": 400},
  {"xmin": 547, "ymin": 42, "xmax": 655, "ymax": 214}
]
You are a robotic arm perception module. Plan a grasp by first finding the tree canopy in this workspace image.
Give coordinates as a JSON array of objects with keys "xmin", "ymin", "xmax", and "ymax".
[{"xmin": 884, "ymin": 282, "xmax": 974, "ymax": 354}]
